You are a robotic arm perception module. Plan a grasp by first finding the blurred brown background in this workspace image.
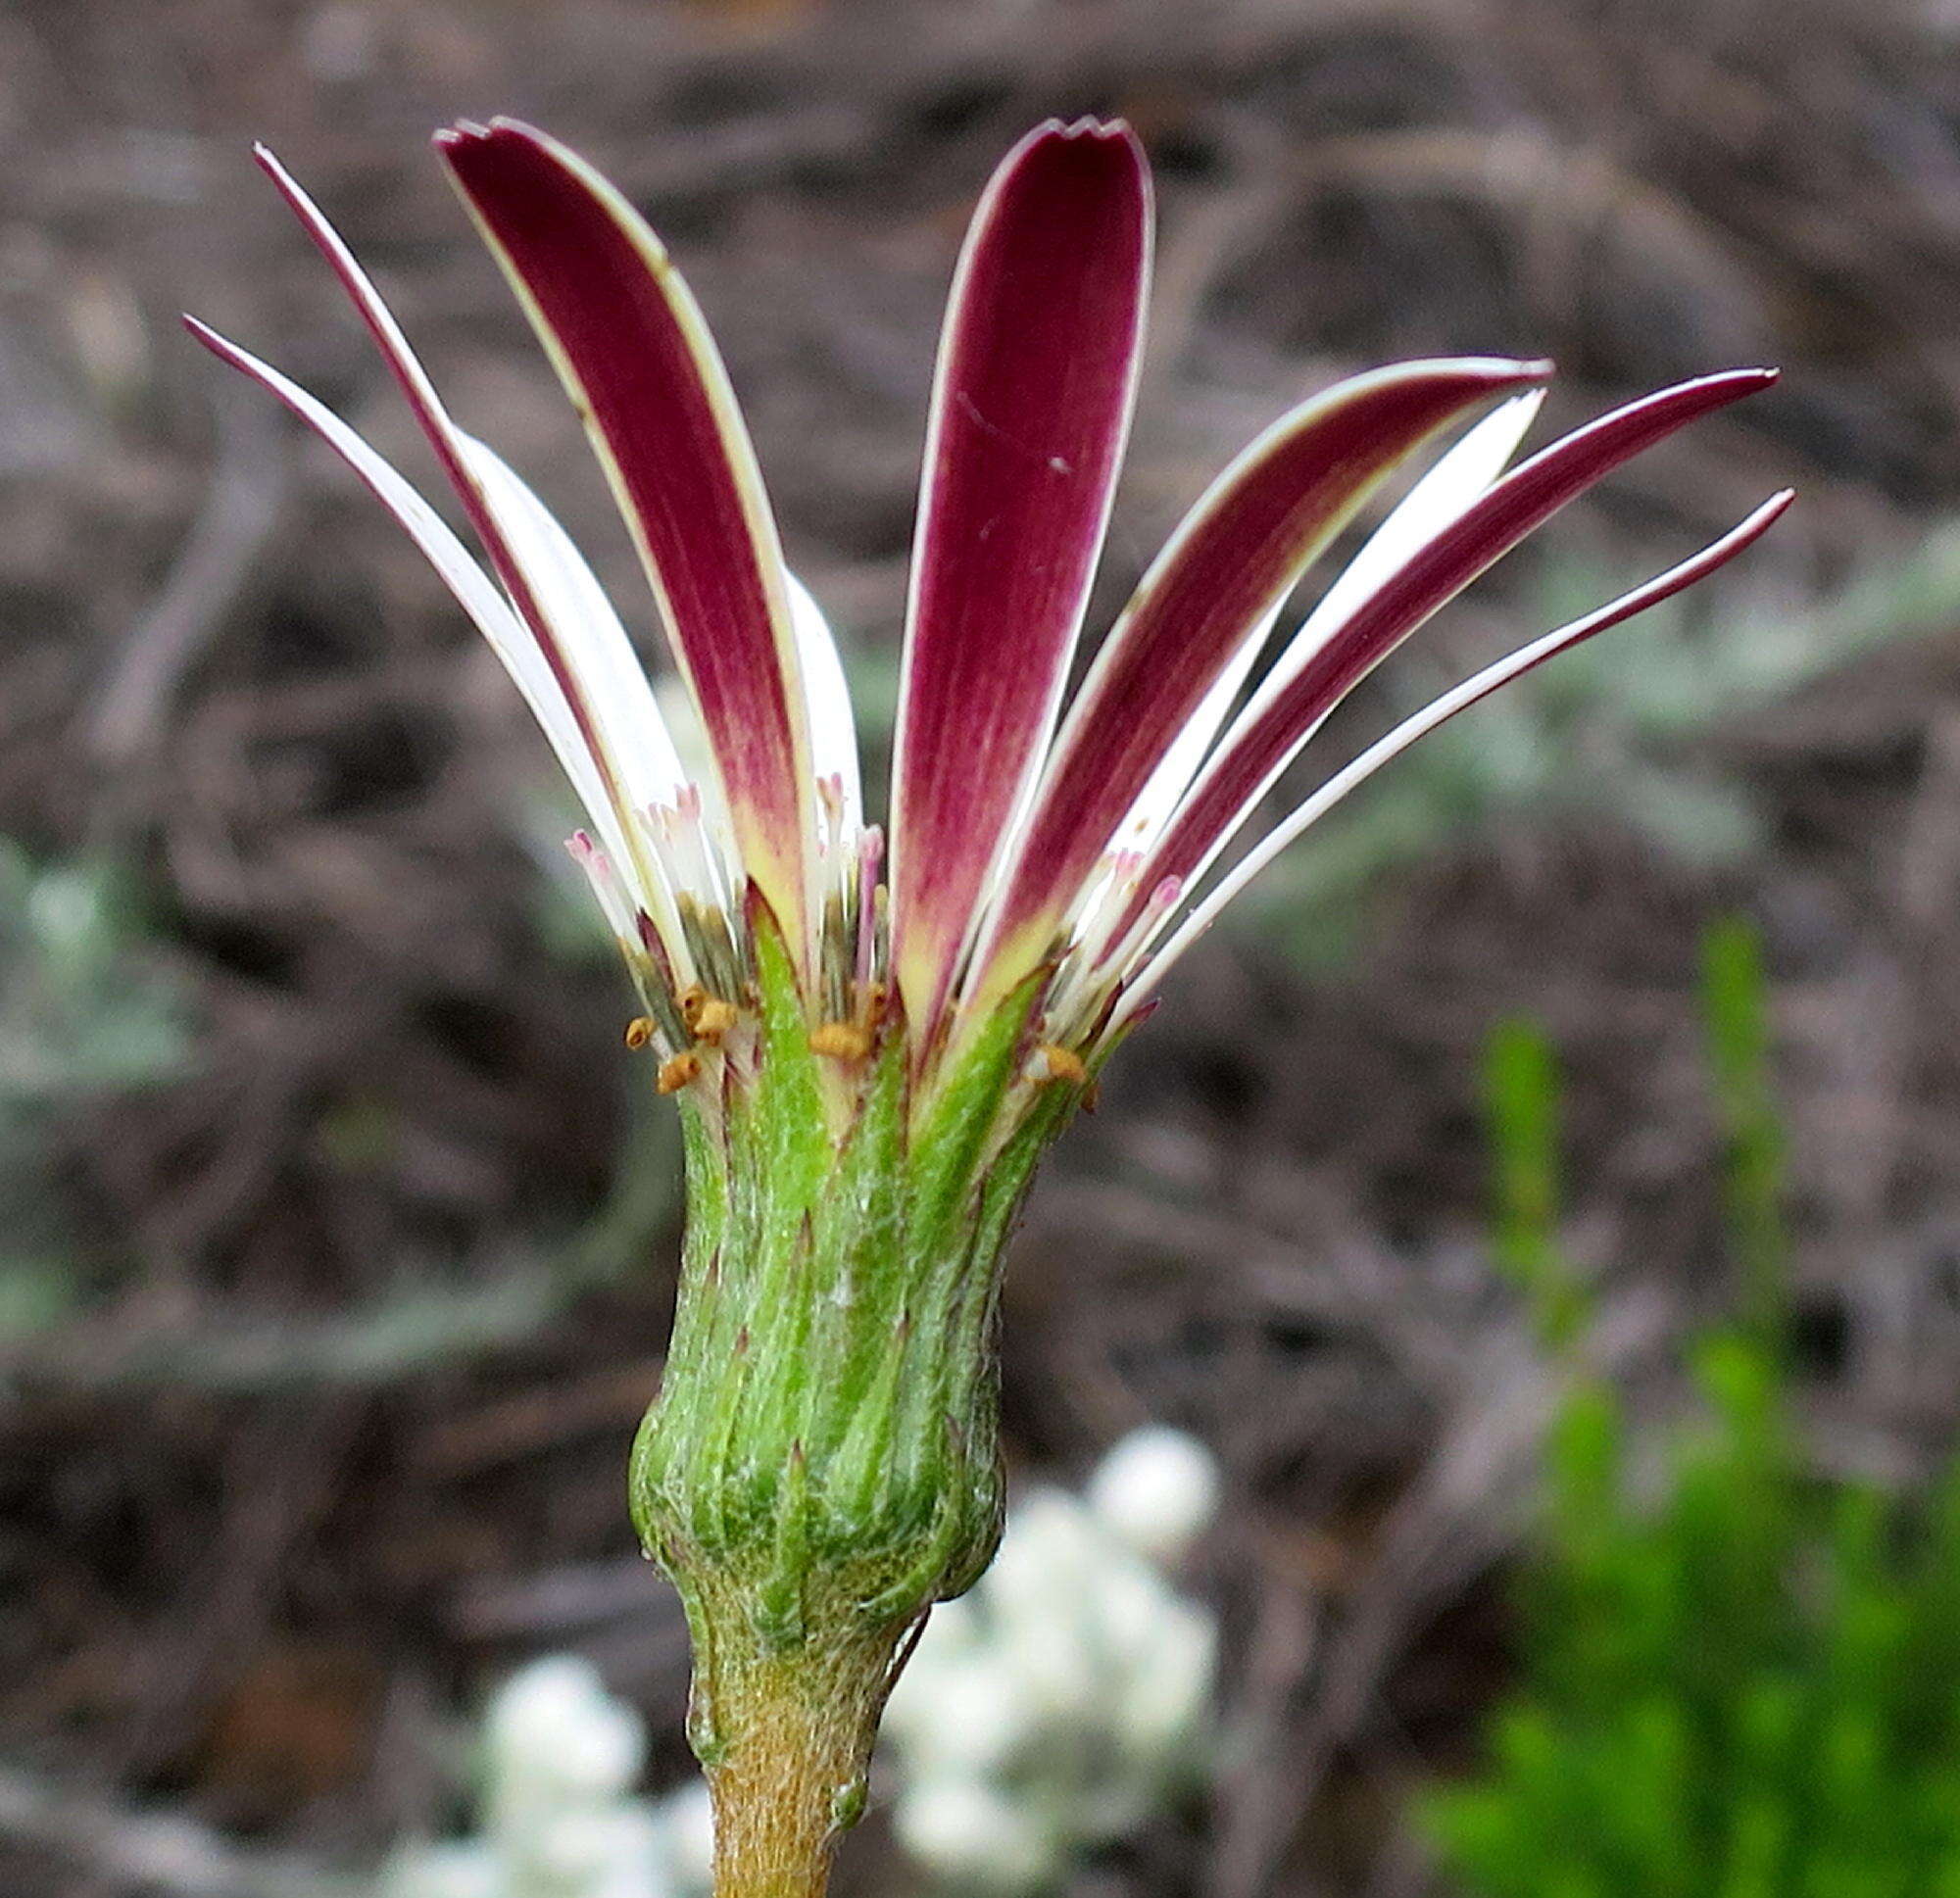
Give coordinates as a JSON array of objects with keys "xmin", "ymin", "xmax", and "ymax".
[{"xmin": 4, "ymin": 0, "xmax": 1960, "ymax": 1892}]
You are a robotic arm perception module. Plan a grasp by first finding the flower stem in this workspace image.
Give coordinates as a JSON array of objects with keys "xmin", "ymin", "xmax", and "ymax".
[{"xmin": 698, "ymin": 1617, "xmax": 898, "ymax": 1898}]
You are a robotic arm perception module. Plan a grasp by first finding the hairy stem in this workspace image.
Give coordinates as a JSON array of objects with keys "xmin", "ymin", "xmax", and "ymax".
[{"xmin": 698, "ymin": 1615, "xmax": 900, "ymax": 1898}]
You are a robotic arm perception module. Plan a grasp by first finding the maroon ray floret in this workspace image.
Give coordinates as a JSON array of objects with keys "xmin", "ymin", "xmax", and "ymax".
[
  {"xmin": 229, "ymin": 147, "xmax": 651, "ymax": 868},
  {"xmin": 980, "ymin": 356, "xmax": 1549, "ymax": 984},
  {"xmin": 437, "ymin": 118, "xmax": 813, "ymax": 952},
  {"xmin": 889, "ymin": 117, "xmax": 1152, "ymax": 1042},
  {"xmin": 1113, "ymin": 365, "xmax": 1780, "ymax": 947},
  {"xmin": 1117, "ymin": 486, "xmax": 1794, "ymax": 1003}
]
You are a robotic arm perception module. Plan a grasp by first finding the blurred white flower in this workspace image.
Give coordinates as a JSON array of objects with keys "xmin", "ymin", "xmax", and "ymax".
[
  {"xmin": 893, "ymin": 1776, "xmax": 1057, "ymax": 1893},
  {"xmin": 532, "ymin": 1807, "xmax": 666, "ymax": 1896},
  {"xmin": 881, "ymin": 1427, "xmax": 1222, "ymax": 1893},
  {"xmin": 1115, "ymin": 1596, "xmax": 1217, "ymax": 1760},
  {"xmin": 487, "ymin": 1656, "xmax": 646, "ymax": 1815},
  {"xmin": 655, "ymin": 1783, "xmax": 714, "ymax": 1893},
  {"xmin": 1086, "ymin": 1423, "xmax": 1222, "ymax": 1565},
  {"xmin": 884, "ymin": 1650, "xmax": 1035, "ymax": 1778},
  {"xmin": 986, "ymin": 1488, "xmax": 1104, "ymax": 1608},
  {"xmin": 388, "ymin": 1841, "xmax": 502, "ymax": 1898},
  {"xmin": 388, "ymin": 1656, "xmax": 710, "ymax": 1898}
]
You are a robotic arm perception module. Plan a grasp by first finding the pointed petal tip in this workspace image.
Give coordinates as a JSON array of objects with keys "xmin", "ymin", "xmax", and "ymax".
[
  {"xmin": 1679, "ymin": 487, "xmax": 1794, "ymax": 575},
  {"xmin": 1459, "ymin": 356, "xmax": 1553, "ymax": 386},
  {"xmin": 182, "ymin": 314, "xmax": 245, "ymax": 366},
  {"xmin": 1728, "ymin": 487, "xmax": 1796, "ymax": 545},
  {"xmin": 1697, "ymin": 364, "xmax": 1780, "ymax": 395},
  {"xmin": 1118, "ymin": 482, "xmax": 1797, "ymax": 1017}
]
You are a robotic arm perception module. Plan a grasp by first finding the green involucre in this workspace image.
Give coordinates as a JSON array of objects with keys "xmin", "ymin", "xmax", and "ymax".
[{"xmin": 628, "ymin": 915, "xmax": 1087, "ymax": 1770}]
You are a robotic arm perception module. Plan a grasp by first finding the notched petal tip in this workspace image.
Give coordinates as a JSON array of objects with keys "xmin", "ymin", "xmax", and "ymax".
[
  {"xmin": 1055, "ymin": 114, "xmax": 1139, "ymax": 142},
  {"xmin": 434, "ymin": 118, "xmax": 526, "ymax": 157},
  {"xmin": 436, "ymin": 117, "xmax": 548, "ymax": 154},
  {"xmin": 996, "ymin": 114, "xmax": 1150, "ymax": 190}
]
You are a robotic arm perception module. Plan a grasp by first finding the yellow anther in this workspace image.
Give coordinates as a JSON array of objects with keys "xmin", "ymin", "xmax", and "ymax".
[
  {"xmin": 810, "ymin": 1020, "xmax": 873, "ymax": 1061},
  {"xmin": 1035, "ymin": 1043, "xmax": 1088, "ymax": 1087},
  {"xmin": 690, "ymin": 998, "xmax": 739, "ymax": 1045},
  {"xmin": 678, "ymin": 984, "xmax": 710, "ymax": 1031},
  {"xmin": 623, "ymin": 1016, "xmax": 656, "ymax": 1051},
  {"xmin": 656, "ymin": 1050, "xmax": 704, "ymax": 1095}
]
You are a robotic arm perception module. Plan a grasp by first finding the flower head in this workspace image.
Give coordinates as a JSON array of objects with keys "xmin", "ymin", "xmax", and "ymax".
[
  {"xmin": 189, "ymin": 117, "xmax": 1787, "ymax": 1123},
  {"xmin": 192, "ymin": 118, "xmax": 1788, "ymax": 1895}
]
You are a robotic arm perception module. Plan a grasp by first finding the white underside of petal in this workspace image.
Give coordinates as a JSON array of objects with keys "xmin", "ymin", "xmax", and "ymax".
[
  {"xmin": 193, "ymin": 323, "xmax": 705, "ymax": 976},
  {"xmin": 784, "ymin": 571, "xmax": 862, "ymax": 842},
  {"xmin": 1085, "ymin": 599, "xmax": 1281, "ymax": 894},
  {"xmin": 242, "ymin": 150, "xmax": 720, "ymax": 970},
  {"xmin": 1052, "ymin": 395, "xmax": 1544, "ymax": 998},
  {"xmin": 1110, "ymin": 492, "xmax": 1791, "ymax": 1027},
  {"xmin": 1239, "ymin": 391, "xmax": 1544, "ymax": 734},
  {"xmin": 194, "ymin": 334, "xmax": 615, "ymax": 852},
  {"xmin": 1114, "ymin": 392, "xmax": 1548, "ymax": 956},
  {"xmin": 458, "ymin": 436, "xmax": 706, "ymax": 831}
]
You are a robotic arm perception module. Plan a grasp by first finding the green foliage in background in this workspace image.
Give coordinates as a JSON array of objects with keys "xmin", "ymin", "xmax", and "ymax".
[
  {"xmin": 0, "ymin": 839, "xmax": 191, "ymax": 1335},
  {"xmin": 1427, "ymin": 920, "xmax": 1960, "ymax": 1898}
]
